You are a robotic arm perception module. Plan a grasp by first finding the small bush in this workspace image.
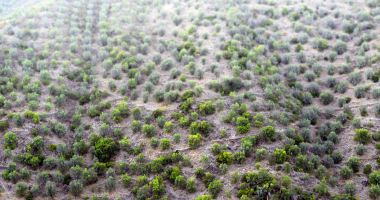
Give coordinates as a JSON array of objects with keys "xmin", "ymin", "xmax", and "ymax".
[
  {"xmin": 354, "ymin": 85, "xmax": 366, "ymax": 98},
  {"xmin": 260, "ymin": 126, "xmax": 276, "ymax": 142},
  {"xmin": 347, "ymin": 157, "xmax": 361, "ymax": 173},
  {"xmin": 356, "ymin": 144, "xmax": 367, "ymax": 155},
  {"xmin": 160, "ymin": 138, "xmax": 171, "ymax": 150},
  {"xmin": 354, "ymin": 129, "xmax": 372, "ymax": 144},
  {"xmin": 320, "ymin": 90, "xmax": 334, "ymax": 105}
]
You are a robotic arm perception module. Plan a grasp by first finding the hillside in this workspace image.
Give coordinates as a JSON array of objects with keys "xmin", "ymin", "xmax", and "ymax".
[{"xmin": 0, "ymin": 0, "xmax": 380, "ymax": 200}]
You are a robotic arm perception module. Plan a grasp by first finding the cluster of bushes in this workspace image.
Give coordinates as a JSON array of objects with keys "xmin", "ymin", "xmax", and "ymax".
[
  {"xmin": 197, "ymin": 101, "xmax": 215, "ymax": 115},
  {"xmin": 79, "ymin": 89, "xmax": 109, "ymax": 105},
  {"xmin": 90, "ymin": 136, "xmax": 119, "ymax": 163},
  {"xmin": 2, "ymin": 162, "xmax": 30, "ymax": 184},
  {"xmin": 111, "ymin": 102, "xmax": 129, "ymax": 123},
  {"xmin": 86, "ymin": 101, "xmax": 111, "ymax": 118},
  {"xmin": 222, "ymin": 103, "xmax": 252, "ymax": 126},
  {"xmin": 24, "ymin": 110, "xmax": 40, "ymax": 124},
  {"xmin": 180, "ymin": 90, "xmax": 195, "ymax": 112},
  {"xmin": 237, "ymin": 169, "xmax": 281, "ymax": 198},
  {"xmin": 194, "ymin": 168, "xmax": 224, "ymax": 198},
  {"xmin": 12, "ymin": 152, "xmax": 45, "ymax": 170}
]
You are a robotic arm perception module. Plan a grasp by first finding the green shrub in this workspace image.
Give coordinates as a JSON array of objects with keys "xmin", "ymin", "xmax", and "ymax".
[
  {"xmin": 130, "ymin": 120, "xmax": 142, "ymax": 132},
  {"xmin": 281, "ymin": 175, "xmax": 292, "ymax": 189},
  {"xmin": 199, "ymin": 121, "xmax": 213, "ymax": 135},
  {"xmin": 273, "ymin": 149, "xmax": 287, "ymax": 164},
  {"xmin": 260, "ymin": 126, "xmax": 276, "ymax": 142},
  {"xmin": 208, "ymin": 180, "xmax": 223, "ymax": 198},
  {"xmin": 164, "ymin": 122, "xmax": 174, "ymax": 133},
  {"xmin": 188, "ymin": 133, "xmax": 204, "ymax": 149},
  {"xmin": 142, "ymin": 124, "xmax": 155, "ymax": 137},
  {"xmin": 160, "ymin": 138, "xmax": 171, "ymax": 150},
  {"xmin": 314, "ymin": 178, "xmax": 330, "ymax": 196},
  {"xmin": 354, "ymin": 129, "xmax": 372, "ymax": 144},
  {"xmin": 364, "ymin": 164, "xmax": 372, "ymax": 176},
  {"xmin": 16, "ymin": 182, "xmax": 28, "ymax": 197},
  {"xmin": 236, "ymin": 117, "xmax": 251, "ymax": 134},
  {"xmin": 190, "ymin": 167, "xmax": 203, "ymax": 180},
  {"xmin": 370, "ymin": 185, "xmax": 380, "ymax": 199},
  {"xmin": 150, "ymin": 137, "xmax": 159, "ymax": 148},
  {"xmin": 173, "ymin": 133, "xmax": 181, "ymax": 143},
  {"xmin": 347, "ymin": 157, "xmax": 361, "ymax": 173},
  {"xmin": 255, "ymin": 148, "xmax": 268, "ymax": 161},
  {"xmin": 211, "ymin": 143, "xmax": 221, "ymax": 156},
  {"xmin": 121, "ymin": 174, "xmax": 132, "ymax": 187},
  {"xmin": 152, "ymin": 109, "xmax": 164, "ymax": 118},
  {"xmin": 92, "ymin": 138, "xmax": 119, "ymax": 162},
  {"xmin": 0, "ymin": 121, "xmax": 9, "ymax": 131},
  {"xmin": 186, "ymin": 178, "xmax": 197, "ymax": 193},
  {"xmin": 4, "ymin": 132, "xmax": 18, "ymax": 149},
  {"xmin": 178, "ymin": 117, "xmax": 190, "ymax": 127},
  {"xmin": 340, "ymin": 166, "xmax": 354, "ymax": 180},
  {"xmin": 197, "ymin": 101, "xmax": 215, "ymax": 115},
  {"xmin": 284, "ymin": 162, "xmax": 291, "ymax": 173},
  {"xmin": 216, "ymin": 152, "xmax": 234, "ymax": 165}
]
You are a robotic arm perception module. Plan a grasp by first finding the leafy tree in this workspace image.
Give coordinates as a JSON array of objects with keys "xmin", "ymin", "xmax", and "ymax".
[
  {"xmin": 9, "ymin": 170, "xmax": 20, "ymax": 183},
  {"xmin": 70, "ymin": 165, "xmax": 82, "ymax": 180},
  {"xmin": 119, "ymin": 136, "xmax": 130, "ymax": 151},
  {"xmin": 156, "ymin": 116, "xmax": 166, "ymax": 128},
  {"xmin": 202, "ymin": 155, "xmax": 209, "ymax": 167},
  {"xmin": 73, "ymin": 140, "xmax": 88, "ymax": 155},
  {"xmin": 195, "ymin": 168, "xmax": 205, "ymax": 179},
  {"xmin": 320, "ymin": 90, "xmax": 334, "ymax": 105},
  {"xmin": 152, "ymin": 176, "xmax": 165, "ymax": 198},
  {"xmin": 198, "ymin": 101, "xmax": 215, "ymax": 115},
  {"xmin": 20, "ymin": 167, "xmax": 30, "ymax": 180},
  {"xmin": 150, "ymin": 137, "xmax": 159, "ymax": 148}
]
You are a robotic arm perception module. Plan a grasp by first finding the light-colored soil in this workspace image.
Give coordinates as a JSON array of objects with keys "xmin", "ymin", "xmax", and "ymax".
[{"xmin": 0, "ymin": 0, "xmax": 380, "ymax": 199}]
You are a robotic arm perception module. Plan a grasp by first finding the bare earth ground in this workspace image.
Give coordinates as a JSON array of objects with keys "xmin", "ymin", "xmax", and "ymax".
[{"xmin": 0, "ymin": 0, "xmax": 379, "ymax": 199}]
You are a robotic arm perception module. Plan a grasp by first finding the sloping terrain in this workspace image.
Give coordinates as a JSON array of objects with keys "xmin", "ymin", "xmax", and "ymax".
[{"xmin": 1, "ymin": 0, "xmax": 380, "ymax": 200}]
